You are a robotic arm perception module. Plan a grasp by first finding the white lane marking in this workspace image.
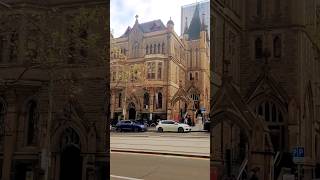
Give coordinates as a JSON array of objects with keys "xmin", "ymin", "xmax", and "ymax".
[{"xmin": 110, "ymin": 175, "xmax": 144, "ymax": 180}]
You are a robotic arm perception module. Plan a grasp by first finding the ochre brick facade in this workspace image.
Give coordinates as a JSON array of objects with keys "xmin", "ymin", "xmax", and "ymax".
[{"xmin": 111, "ymin": 4, "xmax": 210, "ymax": 123}]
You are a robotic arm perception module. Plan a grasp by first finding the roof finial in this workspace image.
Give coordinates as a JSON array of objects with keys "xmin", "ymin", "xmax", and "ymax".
[
  {"xmin": 135, "ymin": 14, "xmax": 139, "ymax": 23},
  {"xmin": 201, "ymin": 13, "xmax": 206, "ymax": 30}
]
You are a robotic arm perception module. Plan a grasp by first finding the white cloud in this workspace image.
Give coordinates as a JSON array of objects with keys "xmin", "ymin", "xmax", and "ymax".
[{"xmin": 111, "ymin": 0, "xmax": 197, "ymax": 38}]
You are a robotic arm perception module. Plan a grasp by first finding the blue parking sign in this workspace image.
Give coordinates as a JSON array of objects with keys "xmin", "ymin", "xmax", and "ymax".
[{"xmin": 293, "ymin": 146, "xmax": 304, "ymax": 163}]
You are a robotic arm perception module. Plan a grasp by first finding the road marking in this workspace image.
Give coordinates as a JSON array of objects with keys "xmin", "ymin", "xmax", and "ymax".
[
  {"xmin": 110, "ymin": 175, "xmax": 144, "ymax": 180},
  {"xmin": 111, "ymin": 151, "xmax": 210, "ymax": 160}
]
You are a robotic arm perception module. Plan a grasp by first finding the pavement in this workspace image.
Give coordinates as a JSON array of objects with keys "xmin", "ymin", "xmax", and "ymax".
[
  {"xmin": 110, "ymin": 127, "xmax": 210, "ymax": 180},
  {"xmin": 110, "ymin": 152, "xmax": 210, "ymax": 180}
]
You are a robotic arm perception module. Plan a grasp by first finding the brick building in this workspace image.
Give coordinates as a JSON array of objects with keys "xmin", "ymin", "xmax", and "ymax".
[
  {"xmin": 212, "ymin": 0, "xmax": 320, "ymax": 179},
  {"xmin": 110, "ymin": 4, "xmax": 210, "ymax": 123}
]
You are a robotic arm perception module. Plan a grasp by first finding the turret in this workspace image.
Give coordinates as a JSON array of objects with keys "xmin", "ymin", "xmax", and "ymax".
[{"xmin": 167, "ymin": 17, "xmax": 174, "ymax": 31}]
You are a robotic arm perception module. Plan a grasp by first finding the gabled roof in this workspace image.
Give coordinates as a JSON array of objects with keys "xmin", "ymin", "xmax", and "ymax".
[
  {"xmin": 139, "ymin": 19, "xmax": 166, "ymax": 33},
  {"xmin": 119, "ymin": 19, "xmax": 166, "ymax": 38},
  {"xmin": 244, "ymin": 68, "xmax": 289, "ymax": 107}
]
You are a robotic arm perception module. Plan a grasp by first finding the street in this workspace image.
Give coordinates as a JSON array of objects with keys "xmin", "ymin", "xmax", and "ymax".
[
  {"xmin": 110, "ymin": 132, "xmax": 210, "ymax": 180},
  {"xmin": 110, "ymin": 152, "xmax": 210, "ymax": 180},
  {"xmin": 110, "ymin": 132, "xmax": 210, "ymax": 157}
]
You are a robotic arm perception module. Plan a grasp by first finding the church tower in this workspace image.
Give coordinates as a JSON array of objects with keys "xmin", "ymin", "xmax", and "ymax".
[{"xmin": 183, "ymin": 3, "xmax": 210, "ymax": 116}]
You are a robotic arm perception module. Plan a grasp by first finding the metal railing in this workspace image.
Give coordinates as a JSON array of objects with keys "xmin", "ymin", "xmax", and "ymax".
[{"xmin": 237, "ymin": 158, "xmax": 248, "ymax": 180}]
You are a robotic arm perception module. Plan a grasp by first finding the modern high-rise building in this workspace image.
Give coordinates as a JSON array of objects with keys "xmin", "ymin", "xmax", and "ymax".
[{"xmin": 181, "ymin": 0, "xmax": 210, "ymax": 40}]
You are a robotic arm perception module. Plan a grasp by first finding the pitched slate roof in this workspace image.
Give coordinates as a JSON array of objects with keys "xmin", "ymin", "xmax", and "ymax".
[{"xmin": 119, "ymin": 19, "xmax": 166, "ymax": 38}]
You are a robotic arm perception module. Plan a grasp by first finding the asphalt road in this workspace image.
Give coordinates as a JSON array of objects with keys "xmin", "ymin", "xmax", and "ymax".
[
  {"xmin": 110, "ymin": 152, "xmax": 210, "ymax": 180},
  {"xmin": 110, "ymin": 132, "xmax": 210, "ymax": 157}
]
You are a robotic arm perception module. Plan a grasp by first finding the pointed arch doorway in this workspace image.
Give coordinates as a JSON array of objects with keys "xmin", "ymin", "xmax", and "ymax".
[
  {"xmin": 59, "ymin": 128, "xmax": 82, "ymax": 180},
  {"xmin": 128, "ymin": 102, "xmax": 136, "ymax": 120}
]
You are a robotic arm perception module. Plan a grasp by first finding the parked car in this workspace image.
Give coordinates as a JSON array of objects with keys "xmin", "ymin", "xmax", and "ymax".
[
  {"xmin": 203, "ymin": 119, "xmax": 210, "ymax": 132},
  {"xmin": 156, "ymin": 120, "xmax": 191, "ymax": 133},
  {"xmin": 115, "ymin": 120, "xmax": 147, "ymax": 132}
]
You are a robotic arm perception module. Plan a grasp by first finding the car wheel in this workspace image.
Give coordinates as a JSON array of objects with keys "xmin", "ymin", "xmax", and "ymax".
[
  {"xmin": 134, "ymin": 127, "xmax": 139, "ymax": 132},
  {"xmin": 178, "ymin": 127, "xmax": 184, "ymax": 133},
  {"xmin": 158, "ymin": 127, "xmax": 163, "ymax": 133},
  {"xmin": 116, "ymin": 127, "xmax": 121, "ymax": 132}
]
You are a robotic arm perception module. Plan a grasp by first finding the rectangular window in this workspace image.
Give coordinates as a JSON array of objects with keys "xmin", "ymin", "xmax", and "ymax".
[
  {"xmin": 112, "ymin": 72, "xmax": 116, "ymax": 81},
  {"xmin": 147, "ymin": 63, "xmax": 152, "ymax": 79},
  {"xmin": 151, "ymin": 63, "xmax": 156, "ymax": 79},
  {"xmin": 157, "ymin": 62, "xmax": 162, "ymax": 80}
]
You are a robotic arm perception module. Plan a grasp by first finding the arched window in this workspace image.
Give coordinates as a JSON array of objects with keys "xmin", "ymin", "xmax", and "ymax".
[
  {"xmin": 0, "ymin": 35, "xmax": 5, "ymax": 62},
  {"xmin": 9, "ymin": 31, "xmax": 18, "ymax": 62},
  {"xmin": 195, "ymin": 48, "xmax": 199, "ymax": 67},
  {"xmin": 158, "ymin": 43, "xmax": 160, "ymax": 54},
  {"xmin": 157, "ymin": 62, "xmax": 162, "ymax": 79},
  {"xmin": 61, "ymin": 127, "xmax": 80, "ymax": 148},
  {"xmin": 162, "ymin": 43, "xmax": 165, "ymax": 54},
  {"xmin": 153, "ymin": 44, "xmax": 156, "ymax": 54},
  {"xmin": 190, "ymin": 50, "xmax": 193, "ymax": 67},
  {"xmin": 79, "ymin": 29, "xmax": 88, "ymax": 58},
  {"xmin": 26, "ymin": 100, "xmax": 38, "ymax": 145},
  {"xmin": 255, "ymin": 101, "xmax": 285, "ymax": 151},
  {"xmin": 195, "ymin": 72, "xmax": 199, "ymax": 80},
  {"xmin": 150, "ymin": 44, "xmax": 153, "ymax": 54},
  {"xmin": 189, "ymin": 73, "xmax": 193, "ymax": 80},
  {"xmin": 255, "ymin": 38, "xmax": 263, "ymax": 59},
  {"xmin": 118, "ymin": 93, "xmax": 122, "ymax": 108},
  {"xmin": 0, "ymin": 99, "xmax": 5, "ymax": 146},
  {"xmin": 144, "ymin": 92, "xmax": 149, "ymax": 109},
  {"xmin": 146, "ymin": 45, "xmax": 149, "ymax": 54},
  {"xmin": 257, "ymin": 0, "xmax": 262, "ymax": 16},
  {"xmin": 273, "ymin": 36, "xmax": 281, "ymax": 58},
  {"xmin": 156, "ymin": 92, "xmax": 162, "ymax": 109}
]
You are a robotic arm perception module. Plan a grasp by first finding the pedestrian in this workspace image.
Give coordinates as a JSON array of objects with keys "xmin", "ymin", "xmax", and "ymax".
[
  {"xmin": 249, "ymin": 169, "xmax": 259, "ymax": 180},
  {"xmin": 187, "ymin": 116, "xmax": 192, "ymax": 126},
  {"xmin": 202, "ymin": 115, "xmax": 204, "ymax": 124}
]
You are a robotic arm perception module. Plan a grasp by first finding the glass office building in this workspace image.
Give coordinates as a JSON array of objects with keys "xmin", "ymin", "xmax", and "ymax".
[{"xmin": 181, "ymin": 0, "xmax": 210, "ymax": 40}]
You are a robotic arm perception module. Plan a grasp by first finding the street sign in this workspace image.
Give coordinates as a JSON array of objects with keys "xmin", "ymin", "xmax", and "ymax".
[{"xmin": 292, "ymin": 146, "xmax": 304, "ymax": 163}]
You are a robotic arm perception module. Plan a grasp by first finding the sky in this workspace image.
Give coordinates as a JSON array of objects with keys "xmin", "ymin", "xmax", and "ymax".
[{"xmin": 111, "ymin": 0, "xmax": 199, "ymax": 38}]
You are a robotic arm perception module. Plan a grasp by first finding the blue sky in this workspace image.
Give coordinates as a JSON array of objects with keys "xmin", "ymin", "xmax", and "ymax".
[{"xmin": 111, "ymin": 0, "xmax": 198, "ymax": 38}]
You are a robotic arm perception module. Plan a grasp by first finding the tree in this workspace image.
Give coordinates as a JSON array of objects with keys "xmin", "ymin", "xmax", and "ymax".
[{"xmin": 110, "ymin": 46, "xmax": 151, "ymax": 119}]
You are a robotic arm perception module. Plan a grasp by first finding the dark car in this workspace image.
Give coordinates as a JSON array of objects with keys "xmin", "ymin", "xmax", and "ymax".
[
  {"xmin": 203, "ymin": 119, "xmax": 210, "ymax": 132},
  {"xmin": 115, "ymin": 120, "xmax": 147, "ymax": 132}
]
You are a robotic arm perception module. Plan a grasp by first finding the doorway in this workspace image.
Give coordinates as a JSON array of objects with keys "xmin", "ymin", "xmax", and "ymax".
[
  {"xmin": 60, "ymin": 145, "xmax": 82, "ymax": 180},
  {"xmin": 128, "ymin": 102, "xmax": 136, "ymax": 120}
]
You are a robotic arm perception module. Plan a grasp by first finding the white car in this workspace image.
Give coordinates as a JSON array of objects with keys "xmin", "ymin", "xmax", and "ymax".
[{"xmin": 156, "ymin": 120, "xmax": 191, "ymax": 133}]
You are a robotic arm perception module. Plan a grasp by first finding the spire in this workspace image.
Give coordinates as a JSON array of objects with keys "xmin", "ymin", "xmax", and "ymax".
[
  {"xmin": 201, "ymin": 13, "xmax": 206, "ymax": 31},
  {"xmin": 186, "ymin": 2, "xmax": 201, "ymax": 40},
  {"xmin": 184, "ymin": 17, "xmax": 189, "ymax": 34},
  {"xmin": 135, "ymin": 14, "xmax": 139, "ymax": 24}
]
